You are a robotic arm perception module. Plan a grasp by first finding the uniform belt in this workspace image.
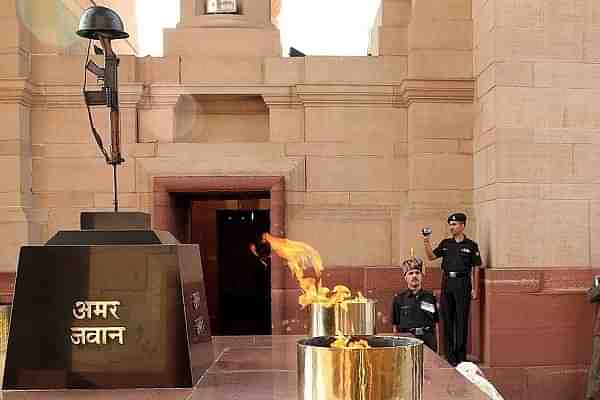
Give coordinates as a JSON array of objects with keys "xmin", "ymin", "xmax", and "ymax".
[
  {"xmin": 402, "ymin": 326, "xmax": 432, "ymax": 336},
  {"xmin": 445, "ymin": 271, "xmax": 469, "ymax": 278}
]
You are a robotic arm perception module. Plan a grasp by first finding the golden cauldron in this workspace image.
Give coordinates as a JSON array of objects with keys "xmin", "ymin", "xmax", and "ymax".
[
  {"xmin": 298, "ymin": 336, "xmax": 424, "ymax": 400},
  {"xmin": 309, "ymin": 300, "xmax": 377, "ymax": 337}
]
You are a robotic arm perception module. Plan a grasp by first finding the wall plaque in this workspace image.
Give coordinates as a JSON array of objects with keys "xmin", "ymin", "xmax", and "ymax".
[{"xmin": 206, "ymin": 0, "xmax": 238, "ymax": 14}]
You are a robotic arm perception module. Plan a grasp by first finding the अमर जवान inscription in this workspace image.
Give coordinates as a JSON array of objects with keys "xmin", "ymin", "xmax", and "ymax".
[{"xmin": 70, "ymin": 300, "xmax": 126, "ymax": 345}]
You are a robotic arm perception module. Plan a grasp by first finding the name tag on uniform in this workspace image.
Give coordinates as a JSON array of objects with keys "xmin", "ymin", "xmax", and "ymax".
[
  {"xmin": 420, "ymin": 301, "xmax": 435, "ymax": 313},
  {"xmin": 460, "ymin": 248, "xmax": 471, "ymax": 254}
]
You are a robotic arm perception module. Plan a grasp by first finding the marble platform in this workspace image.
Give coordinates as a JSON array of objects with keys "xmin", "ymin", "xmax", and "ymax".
[{"xmin": 0, "ymin": 335, "xmax": 490, "ymax": 399}]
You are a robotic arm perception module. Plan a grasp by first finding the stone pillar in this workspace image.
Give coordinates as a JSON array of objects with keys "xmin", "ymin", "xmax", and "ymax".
[
  {"xmin": 473, "ymin": 0, "xmax": 591, "ymax": 271},
  {"xmin": 472, "ymin": 0, "xmax": 593, "ymax": 270},
  {"xmin": 0, "ymin": 0, "xmax": 30, "ymax": 78},
  {"xmin": 271, "ymin": 0, "xmax": 281, "ymax": 26},
  {"xmin": 368, "ymin": 0, "xmax": 410, "ymax": 56},
  {"xmin": 398, "ymin": 0, "xmax": 478, "ymax": 360},
  {"xmin": 472, "ymin": 0, "xmax": 596, "ymax": 397},
  {"xmin": 165, "ymin": 0, "xmax": 281, "ymax": 57},
  {"xmin": 408, "ymin": 0, "xmax": 472, "ymax": 80},
  {"xmin": 0, "ymin": 0, "xmax": 35, "ymax": 271},
  {"xmin": 402, "ymin": 0, "xmax": 474, "ymax": 262}
]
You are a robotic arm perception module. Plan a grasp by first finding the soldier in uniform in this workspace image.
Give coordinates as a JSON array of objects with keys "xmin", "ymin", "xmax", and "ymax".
[
  {"xmin": 586, "ymin": 279, "xmax": 600, "ymax": 400},
  {"xmin": 392, "ymin": 256, "xmax": 439, "ymax": 352},
  {"xmin": 423, "ymin": 212, "xmax": 482, "ymax": 366}
]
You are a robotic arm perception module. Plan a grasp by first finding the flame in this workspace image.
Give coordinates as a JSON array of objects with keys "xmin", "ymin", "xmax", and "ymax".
[
  {"xmin": 352, "ymin": 291, "xmax": 368, "ymax": 302},
  {"xmin": 263, "ymin": 233, "xmax": 324, "ymax": 277},
  {"xmin": 263, "ymin": 233, "xmax": 328, "ymax": 307},
  {"xmin": 262, "ymin": 233, "xmax": 369, "ymax": 309},
  {"xmin": 330, "ymin": 336, "xmax": 371, "ymax": 349},
  {"xmin": 257, "ymin": 234, "xmax": 372, "ymax": 349}
]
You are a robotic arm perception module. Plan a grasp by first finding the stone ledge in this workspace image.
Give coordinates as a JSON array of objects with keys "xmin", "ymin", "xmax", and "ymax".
[
  {"xmin": 399, "ymin": 79, "xmax": 475, "ymax": 105},
  {"xmin": 297, "ymin": 80, "xmax": 475, "ymax": 107},
  {"xmin": 140, "ymin": 79, "xmax": 475, "ymax": 109},
  {"xmin": 0, "ymin": 79, "xmax": 32, "ymax": 106},
  {"xmin": 31, "ymin": 83, "xmax": 143, "ymax": 109},
  {"xmin": 296, "ymin": 84, "xmax": 395, "ymax": 107}
]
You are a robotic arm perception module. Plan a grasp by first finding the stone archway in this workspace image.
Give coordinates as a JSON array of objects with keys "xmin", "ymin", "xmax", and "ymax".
[{"xmin": 152, "ymin": 175, "xmax": 288, "ymax": 333}]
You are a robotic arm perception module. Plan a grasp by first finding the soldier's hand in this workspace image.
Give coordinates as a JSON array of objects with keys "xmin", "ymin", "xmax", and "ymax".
[
  {"xmin": 423, "ymin": 236, "xmax": 430, "ymax": 244},
  {"xmin": 471, "ymin": 289, "xmax": 477, "ymax": 300}
]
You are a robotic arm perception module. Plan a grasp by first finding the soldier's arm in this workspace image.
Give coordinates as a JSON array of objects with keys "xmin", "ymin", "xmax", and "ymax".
[
  {"xmin": 471, "ymin": 243, "xmax": 483, "ymax": 299},
  {"xmin": 424, "ymin": 236, "xmax": 436, "ymax": 261},
  {"xmin": 472, "ymin": 242, "xmax": 483, "ymax": 267}
]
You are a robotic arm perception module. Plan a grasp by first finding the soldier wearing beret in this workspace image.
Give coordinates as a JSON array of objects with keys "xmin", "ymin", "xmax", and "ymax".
[
  {"xmin": 423, "ymin": 212, "xmax": 482, "ymax": 366},
  {"xmin": 392, "ymin": 256, "xmax": 439, "ymax": 351}
]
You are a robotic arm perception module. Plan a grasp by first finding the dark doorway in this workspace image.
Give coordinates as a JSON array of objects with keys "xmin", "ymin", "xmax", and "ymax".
[
  {"xmin": 217, "ymin": 209, "xmax": 271, "ymax": 335},
  {"xmin": 153, "ymin": 177, "xmax": 284, "ymax": 334},
  {"xmin": 188, "ymin": 193, "xmax": 271, "ymax": 336}
]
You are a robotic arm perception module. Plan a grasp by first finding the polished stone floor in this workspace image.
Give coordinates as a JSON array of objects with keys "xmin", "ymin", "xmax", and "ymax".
[{"xmin": 0, "ymin": 335, "xmax": 489, "ymax": 399}]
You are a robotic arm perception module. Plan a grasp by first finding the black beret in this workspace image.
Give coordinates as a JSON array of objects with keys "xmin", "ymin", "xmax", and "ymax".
[{"xmin": 448, "ymin": 212, "xmax": 467, "ymax": 223}]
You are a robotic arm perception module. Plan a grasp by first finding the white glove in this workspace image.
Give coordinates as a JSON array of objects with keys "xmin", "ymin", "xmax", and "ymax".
[{"xmin": 455, "ymin": 362, "xmax": 505, "ymax": 400}]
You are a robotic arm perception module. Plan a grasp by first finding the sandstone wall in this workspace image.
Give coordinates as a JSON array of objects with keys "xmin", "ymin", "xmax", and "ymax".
[
  {"xmin": 473, "ymin": 0, "xmax": 597, "ymax": 397},
  {"xmin": 0, "ymin": 1, "xmax": 597, "ymax": 397},
  {"xmin": 474, "ymin": 0, "xmax": 600, "ymax": 270}
]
